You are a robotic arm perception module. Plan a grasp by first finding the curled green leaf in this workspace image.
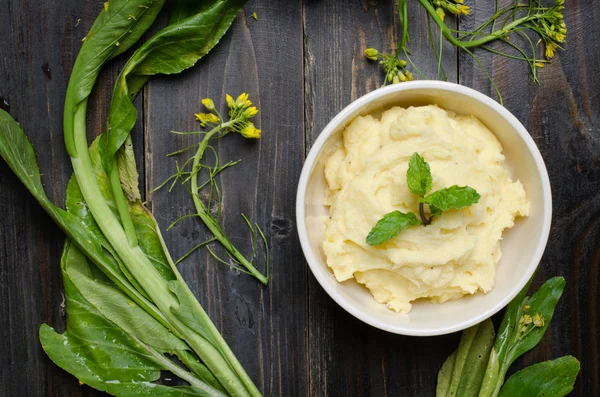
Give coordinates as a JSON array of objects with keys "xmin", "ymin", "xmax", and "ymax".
[
  {"xmin": 407, "ymin": 152, "xmax": 433, "ymax": 197},
  {"xmin": 423, "ymin": 185, "xmax": 481, "ymax": 212},
  {"xmin": 366, "ymin": 211, "xmax": 421, "ymax": 246},
  {"xmin": 498, "ymin": 356, "xmax": 580, "ymax": 397}
]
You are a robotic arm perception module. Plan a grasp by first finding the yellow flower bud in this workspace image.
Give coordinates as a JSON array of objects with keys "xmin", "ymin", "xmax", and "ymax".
[
  {"xmin": 201, "ymin": 98, "xmax": 215, "ymax": 111},
  {"xmin": 244, "ymin": 106, "xmax": 258, "ymax": 118},
  {"xmin": 240, "ymin": 122, "xmax": 261, "ymax": 139},
  {"xmin": 365, "ymin": 48, "xmax": 380, "ymax": 61},
  {"xmin": 520, "ymin": 314, "xmax": 532, "ymax": 325},
  {"xmin": 236, "ymin": 93, "xmax": 250, "ymax": 107},
  {"xmin": 545, "ymin": 42, "xmax": 558, "ymax": 59},
  {"xmin": 195, "ymin": 112, "xmax": 219, "ymax": 126},
  {"xmin": 436, "ymin": 7, "xmax": 445, "ymax": 21},
  {"xmin": 533, "ymin": 313, "xmax": 545, "ymax": 328},
  {"xmin": 226, "ymin": 94, "xmax": 235, "ymax": 108}
]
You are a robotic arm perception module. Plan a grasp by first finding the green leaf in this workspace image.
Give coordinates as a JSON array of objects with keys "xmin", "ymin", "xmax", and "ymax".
[
  {"xmin": 493, "ymin": 278, "xmax": 534, "ymax": 365},
  {"xmin": 498, "ymin": 356, "xmax": 580, "ymax": 397},
  {"xmin": 442, "ymin": 319, "xmax": 495, "ymax": 397},
  {"xmin": 366, "ymin": 211, "xmax": 421, "ymax": 246},
  {"xmin": 436, "ymin": 351, "xmax": 456, "ymax": 397},
  {"xmin": 505, "ymin": 277, "xmax": 566, "ymax": 365},
  {"xmin": 423, "ymin": 185, "xmax": 480, "ymax": 212},
  {"xmin": 40, "ymin": 240, "xmax": 225, "ymax": 397},
  {"xmin": 406, "ymin": 152, "xmax": 432, "ymax": 197}
]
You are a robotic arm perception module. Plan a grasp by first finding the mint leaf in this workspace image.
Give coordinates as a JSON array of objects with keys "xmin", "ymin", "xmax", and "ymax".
[
  {"xmin": 423, "ymin": 185, "xmax": 480, "ymax": 212},
  {"xmin": 366, "ymin": 211, "xmax": 421, "ymax": 246},
  {"xmin": 407, "ymin": 153, "xmax": 432, "ymax": 198}
]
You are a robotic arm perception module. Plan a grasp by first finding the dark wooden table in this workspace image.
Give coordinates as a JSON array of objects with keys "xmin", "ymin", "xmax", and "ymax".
[{"xmin": 1, "ymin": 1, "xmax": 599, "ymax": 396}]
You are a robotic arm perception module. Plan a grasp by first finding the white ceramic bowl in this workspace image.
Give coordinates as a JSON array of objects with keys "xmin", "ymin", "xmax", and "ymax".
[{"xmin": 296, "ymin": 81, "xmax": 552, "ymax": 336}]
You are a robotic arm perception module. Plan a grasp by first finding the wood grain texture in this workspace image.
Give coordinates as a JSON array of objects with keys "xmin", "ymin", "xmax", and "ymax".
[{"xmin": 0, "ymin": 0, "xmax": 598, "ymax": 396}]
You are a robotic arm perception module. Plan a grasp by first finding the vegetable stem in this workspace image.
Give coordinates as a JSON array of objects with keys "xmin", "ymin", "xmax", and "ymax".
[
  {"xmin": 189, "ymin": 123, "xmax": 269, "ymax": 285},
  {"xmin": 419, "ymin": 202, "xmax": 432, "ymax": 225},
  {"xmin": 108, "ymin": 159, "xmax": 138, "ymax": 247},
  {"xmin": 417, "ymin": 0, "xmax": 545, "ymax": 49}
]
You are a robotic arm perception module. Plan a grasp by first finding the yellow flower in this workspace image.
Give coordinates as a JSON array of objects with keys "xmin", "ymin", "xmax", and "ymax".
[
  {"xmin": 458, "ymin": 5, "xmax": 470, "ymax": 15},
  {"xmin": 244, "ymin": 106, "xmax": 258, "ymax": 118},
  {"xmin": 240, "ymin": 122, "xmax": 261, "ymax": 139},
  {"xmin": 195, "ymin": 112, "xmax": 219, "ymax": 126},
  {"xmin": 520, "ymin": 314, "xmax": 532, "ymax": 325},
  {"xmin": 533, "ymin": 313, "xmax": 545, "ymax": 328},
  {"xmin": 553, "ymin": 32, "xmax": 566, "ymax": 42},
  {"xmin": 436, "ymin": 7, "xmax": 445, "ymax": 21},
  {"xmin": 201, "ymin": 98, "xmax": 215, "ymax": 111},
  {"xmin": 535, "ymin": 62, "xmax": 545, "ymax": 68},
  {"xmin": 405, "ymin": 70, "xmax": 414, "ymax": 81},
  {"xmin": 225, "ymin": 94, "xmax": 235, "ymax": 108},
  {"xmin": 236, "ymin": 93, "xmax": 250, "ymax": 108},
  {"xmin": 545, "ymin": 42, "xmax": 558, "ymax": 58}
]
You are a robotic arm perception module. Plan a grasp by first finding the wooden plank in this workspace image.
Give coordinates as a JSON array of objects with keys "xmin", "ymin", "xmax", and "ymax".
[
  {"xmin": 0, "ymin": 1, "xmax": 143, "ymax": 396},
  {"xmin": 459, "ymin": 3, "xmax": 600, "ymax": 396},
  {"xmin": 144, "ymin": 2, "xmax": 306, "ymax": 396},
  {"xmin": 303, "ymin": 2, "xmax": 459, "ymax": 396}
]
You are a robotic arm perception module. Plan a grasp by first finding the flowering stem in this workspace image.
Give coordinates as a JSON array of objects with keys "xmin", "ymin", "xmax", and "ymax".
[
  {"xmin": 417, "ymin": 0, "xmax": 547, "ymax": 49},
  {"xmin": 189, "ymin": 122, "xmax": 269, "ymax": 285}
]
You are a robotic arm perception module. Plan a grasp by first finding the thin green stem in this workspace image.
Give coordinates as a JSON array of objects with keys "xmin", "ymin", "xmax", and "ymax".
[{"xmin": 189, "ymin": 123, "xmax": 268, "ymax": 285}]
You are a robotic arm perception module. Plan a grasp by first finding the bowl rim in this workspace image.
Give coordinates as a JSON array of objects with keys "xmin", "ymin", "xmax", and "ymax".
[{"xmin": 295, "ymin": 81, "xmax": 552, "ymax": 336}]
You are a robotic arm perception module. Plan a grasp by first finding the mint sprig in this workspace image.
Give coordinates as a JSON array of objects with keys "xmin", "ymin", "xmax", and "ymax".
[{"xmin": 366, "ymin": 153, "xmax": 481, "ymax": 246}]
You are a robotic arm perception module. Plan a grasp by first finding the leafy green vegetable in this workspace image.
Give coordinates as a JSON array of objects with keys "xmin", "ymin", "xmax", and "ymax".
[
  {"xmin": 406, "ymin": 152, "xmax": 432, "ymax": 198},
  {"xmin": 423, "ymin": 186, "xmax": 481, "ymax": 213},
  {"xmin": 1, "ymin": 0, "xmax": 264, "ymax": 395},
  {"xmin": 367, "ymin": 152, "xmax": 479, "ymax": 244},
  {"xmin": 366, "ymin": 211, "xmax": 421, "ymax": 246},
  {"xmin": 436, "ymin": 277, "xmax": 578, "ymax": 397},
  {"xmin": 498, "ymin": 356, "xmax": 580, "ymax": 397},
  {"xmin": 436, "ymin": 320, "xmax": 495, "ymax": 397}
]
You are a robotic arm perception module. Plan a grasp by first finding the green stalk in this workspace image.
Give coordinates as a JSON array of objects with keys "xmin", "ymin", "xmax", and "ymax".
[
  {"xmin": 189, "ymin": 123, "xmax": 269, "ymax": 285},
  {"xmin": 108, "ymin": 159, "xmax": 138, "ymax": 247},
  {"xmin": 69, "ymin": 103, "xmax": 257, "ymax": 397},
  {"xmin": 139, "ymin": 337, "xmax": 228, "ymax": 397}
]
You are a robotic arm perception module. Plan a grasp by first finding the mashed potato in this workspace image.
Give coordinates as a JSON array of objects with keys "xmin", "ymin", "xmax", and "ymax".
[{"xmin": 323, "ymin": 105, "xmax": 529, "ymax": 313}]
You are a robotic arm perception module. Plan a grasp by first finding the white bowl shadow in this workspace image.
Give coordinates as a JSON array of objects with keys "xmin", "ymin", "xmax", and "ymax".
[{"xmin": 296, "ymin": 81, "xmax": 552, "ymax": 336}]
